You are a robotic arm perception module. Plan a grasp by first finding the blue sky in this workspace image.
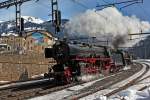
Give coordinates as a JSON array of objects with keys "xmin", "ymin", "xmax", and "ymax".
[{"xmin": 0, "ymin": 0, "xmax": 150, "ymax": 22}]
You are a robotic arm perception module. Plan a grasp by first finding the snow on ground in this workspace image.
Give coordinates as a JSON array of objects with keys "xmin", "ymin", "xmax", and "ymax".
[
  {"xmin": 124, "ymin": 61, "xmax": 150, "ymax": 90},
  {"xmin": 22, "ymin": 16, "xmax": 44, "ymax": 24},
  {"xmin": 1, "ymin": 32, "xmax": 18, "ymax": 36},
  {"xmin": 79, "ymin": 88, "xmax": 150, "ymax": 100},
  {"xmin": 29, "ymin": 62, "xmax": 150, "ymax": 100},
  {"xmin": 80, "ymin": 63, "xmax": 147, "ymax": 100},
  {"xmin": 109, "ymin": 61, "xmax": 150, "ymax": 100},
  {"xmin": 80, "ymin": 61, "xmax": 150, "ymax": 100},
  {"xmin": 123, "ymin": 65, "xmax": 131, "ymax": 71},
  {"xmin": 29, "ymin": 72, "xmax": 122, "ymax": 100},
  {"xmin": 31, "ymin": 74, "xmax": 44, "ymax": 78},
  {"xmin": 109, "ymin": 88, "xmax": 150, "ymax": 100}
]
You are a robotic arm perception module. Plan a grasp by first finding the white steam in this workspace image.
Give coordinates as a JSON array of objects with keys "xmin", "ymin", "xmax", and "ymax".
[{"xmin": 65, "ymin": 7, "xmax": 150, "ymax": 47}]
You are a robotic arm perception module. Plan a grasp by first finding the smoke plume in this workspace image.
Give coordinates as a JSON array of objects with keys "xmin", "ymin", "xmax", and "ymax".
[
  {"xmin": 65, "ymin": 7, "xmax": 150, "ymax": 48},
  {"xmin": 112, "ymin": 34, "xmax": 127, "ymax": 49}
]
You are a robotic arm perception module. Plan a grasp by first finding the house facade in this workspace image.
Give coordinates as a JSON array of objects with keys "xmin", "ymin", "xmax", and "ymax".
[{"xmin": 0, "ymin": 30, "xmax": 55, "ymax": 54}]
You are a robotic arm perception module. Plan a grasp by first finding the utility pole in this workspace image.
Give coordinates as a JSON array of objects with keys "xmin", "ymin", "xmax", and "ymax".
[
  {"xmin": 15, "ymin": 3, "xmax": 22, "ymax": 36},
  {"xmin": 51, "ymin": 0, "xmax": 61, "ymax": 34},
  {"xmin": 0, "ymin": 0, "xmax": 34, "ymax": 36},
  {"xmin": 0, "ymin": 0, "xmax": 62, "ymax": 35}
]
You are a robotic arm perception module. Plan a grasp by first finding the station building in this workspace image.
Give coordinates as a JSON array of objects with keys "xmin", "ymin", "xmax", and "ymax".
[{"xmin": 0, "ymin": 30, "xmax": 55, "ymax": 54}]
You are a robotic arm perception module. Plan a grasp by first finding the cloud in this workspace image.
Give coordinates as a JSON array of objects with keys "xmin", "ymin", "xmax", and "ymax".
[{"xmin": 65, "ymin": 7, "xmax": 150, "ymax": 47}]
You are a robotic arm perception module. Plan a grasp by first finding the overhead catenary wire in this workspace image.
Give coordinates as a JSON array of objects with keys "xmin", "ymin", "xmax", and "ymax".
[
  {"xmin": 69, "ymin": 1, "xmax": 119, "ymax": 31},
  {"xmin": 72, "ymin": 1, "xmax": 147, "ymax": 48},
  {"xmin": 71, "ymin": 0, "xmax": 145, "ymax": 43},
  {"xmin": 96, "ymin": 0, "xmax": 142, "ymax": 8},
  {"xmin": 119, "ymin": 1, "xmax": 142, "ymax": 10},
  {"xmin": 97, "ymin": 0, "xmax": 143, "ymax": 10},
  {"xmin": 0, "ymin": 0, "xmax": 146, "ymax": 34},
  {"xmin": 70, "ymin": 0, "xmax": 110, "ymax": 43},
  {"xmin": 119, "ymin": 0, "xmax": 150, "ymax": 41},
  {"xmin": 71, "ymin": 0, "xmax": 143, "ymax": 23},
  {"xmin": 70, "ymin": 0, "xmax": 125, "ymax": 45},
  {"xmin": 101, "ymin": 0, "xmax": 111, "ymax": 4},
  {"xmin": 71, "ymin": 0, "xmax": 108, "ymax": 20}
]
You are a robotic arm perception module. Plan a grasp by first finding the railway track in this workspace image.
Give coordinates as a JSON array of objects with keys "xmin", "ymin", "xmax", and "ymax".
[
  {"xmin": 105, "ymin": 62, "xmax": 150, "ymax": 100},
  {"xmin": 60, "ymin": 65, "xmax": 143, "ymax": 100},
  {"xmin": 105, "ymin": 63, "xmax": 149, "ymax": 97},
  {"xmin": 123, "ymin": 61, "xmax": 150, "ymax": 92},
  {"xmin": 0, "ymin": 74, "xmax": 108, "ymax": 99},
  {"xmin": 1, "ymin": 74, "xmax": 122, "ymax": 100},
  {"xmin": 56, "ymin": 63, "xmax": 144, "ymax": 100},
  {"xmin": 0, "ymin": 63, "xmax": 143, "ymax": 100},
  {"xmin": 0, "ymin": 77, "xmax": 44, "ymax": 86},
  {"xmin": 0, "ymin": 79, "xmax": 80, "ymax": 100},
  {"xmin": 78, "ymin": 63, "xmax": 149, "ymax": 100},
  {"xmin": 26, "ymin": 63, "xmax": 143, "ymax": 100}
]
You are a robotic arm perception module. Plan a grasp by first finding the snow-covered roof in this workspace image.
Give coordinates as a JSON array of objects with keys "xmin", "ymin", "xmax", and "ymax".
[
  {"xmin": 1, "ymin": 32, "xmax": 18, "ymax": 37},
  {"xmin": 0, "ymin": 21, "xmax": 4, "ymax": 23}
]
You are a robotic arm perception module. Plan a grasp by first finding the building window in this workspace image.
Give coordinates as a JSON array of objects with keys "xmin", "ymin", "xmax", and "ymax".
[
  {"xmin": 42, "ymin": 46, "xmax": 44, "ymax": 50},
  {"xmin": 28, "ymin": 41, "xmax": 29, "ymax": 46}
]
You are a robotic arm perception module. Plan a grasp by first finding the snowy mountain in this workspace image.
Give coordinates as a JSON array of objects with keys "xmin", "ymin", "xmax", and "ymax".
[
  {"xmin": 22, "ymin": 16, "xmax": 44, "ymax": 24},
  {"xmin": 0, "ymin": 16, "xmax": 69, "ymax": 36}
]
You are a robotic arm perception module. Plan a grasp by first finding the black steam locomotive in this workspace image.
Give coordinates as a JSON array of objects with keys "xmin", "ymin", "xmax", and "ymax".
[{"xmin": 44, "ymin": 40, "xmax": 131, "ymax": 84}]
